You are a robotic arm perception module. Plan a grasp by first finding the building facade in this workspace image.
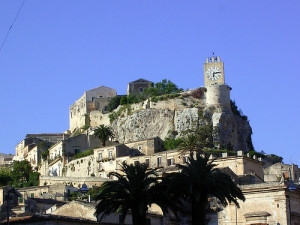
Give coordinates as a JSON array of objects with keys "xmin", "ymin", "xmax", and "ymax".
[{"xmin": 69, "ymin": 86, "xmax": 117, "ymax": 131}]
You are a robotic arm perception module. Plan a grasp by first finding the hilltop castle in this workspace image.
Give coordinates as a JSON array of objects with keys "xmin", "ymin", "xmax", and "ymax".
[{"xmin": 67, "ymin": 56, "xmax": 251, "ymax": 152}]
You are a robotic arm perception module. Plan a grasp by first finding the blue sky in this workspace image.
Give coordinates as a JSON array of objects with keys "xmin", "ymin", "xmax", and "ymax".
[{"xmin": 0, "ymin": 1, "xmax": 299, "ymax": 165}]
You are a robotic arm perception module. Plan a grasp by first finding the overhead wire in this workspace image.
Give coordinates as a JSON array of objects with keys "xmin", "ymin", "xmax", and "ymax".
[{"xmin": 0, "ymin": 0, "xmax": 26, "ymax": 52}]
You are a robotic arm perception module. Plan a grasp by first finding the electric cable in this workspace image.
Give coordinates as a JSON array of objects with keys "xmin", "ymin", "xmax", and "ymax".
[{"xmin": 0, "ymin": 0, "xmax": 26, "ymax": 52}]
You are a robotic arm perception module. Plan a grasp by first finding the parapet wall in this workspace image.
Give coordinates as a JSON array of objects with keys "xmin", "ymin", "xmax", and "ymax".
[{"xmin": 39, "ymin": 176, "xmax": 109, "ymax": 188}]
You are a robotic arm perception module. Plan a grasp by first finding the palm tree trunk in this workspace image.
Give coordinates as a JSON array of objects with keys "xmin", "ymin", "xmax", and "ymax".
[
  {"xmin": 132, "ymin": 207, "xmax": 147, "ymax": 225},
  {"xmin": 192, "ymin": 199, "xmax": 207, "ymax": 225}
]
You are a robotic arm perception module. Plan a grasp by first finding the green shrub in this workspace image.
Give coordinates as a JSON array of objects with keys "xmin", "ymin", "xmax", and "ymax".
[
  {"xmin": 144, "ymin": 79, "xmax": 183, "ymax": 97},
  {"xmin": 120, "ymin": 96, "xmax": 127, "ymax": 105},
  {"xmin": 151, "ymin": 96, "xmax": 158, "ymax": 102},
  {"xmin": 230, "ymin": 100, "xmax": 248, "ymax": 121},
  {"xmin": 163, "ymin": 138, "xmax": 184, "ymax": 150},
  {"xmin": 267, "ymin": 154, "xmax": 283, "ymax": 163},
  {"xmin": 204, "ymin": 148, "xmax": 236, "ymax": 156},
  {"xmin": 109, "ymin": 105, "xmax": 132, "ymax": 123},
  {"xmin": 74, "ymin": 149, "xmax": 94, "ymax": 159},
  {"xmin": 109, "ymin": 111, "xmax": 120, "ymax": 123},
  {"xmin": 248, "ymin": 150, "xmax": 266, "ymax": 159},
  {"xmin": 107, "ymin": 96, "xmax": 122, "ymax": 112}
]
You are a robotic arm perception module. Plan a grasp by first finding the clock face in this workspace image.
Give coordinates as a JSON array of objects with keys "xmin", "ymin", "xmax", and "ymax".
[{"xmin": 206, "ymin": 66, "xmax": 222, "ymax": 81}]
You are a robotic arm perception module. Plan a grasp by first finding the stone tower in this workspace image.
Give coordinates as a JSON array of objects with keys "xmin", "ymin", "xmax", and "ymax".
[{"xmin": 204, "ymin": 56, "xmax": 231, "ymax": 111}]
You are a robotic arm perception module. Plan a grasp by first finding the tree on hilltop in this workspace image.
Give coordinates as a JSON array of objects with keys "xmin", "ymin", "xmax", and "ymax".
[{"xmin": 145, "ymin": 79, "xmax": 183, "ymax": 97}]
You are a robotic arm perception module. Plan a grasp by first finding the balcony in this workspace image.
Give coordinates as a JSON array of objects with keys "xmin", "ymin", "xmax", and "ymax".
[{"xmin": 97, "ymin": 156, "xmax": 115, "ymax": 162}]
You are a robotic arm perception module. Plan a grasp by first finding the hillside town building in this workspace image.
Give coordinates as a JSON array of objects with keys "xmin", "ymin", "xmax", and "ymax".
[
  {"xmin": 7, "ymin": 56, "xmax": 300, "ymax": 224},
  {"xmin": 69, "ymin": 86, "xmax": 117, "ymax": 132}
]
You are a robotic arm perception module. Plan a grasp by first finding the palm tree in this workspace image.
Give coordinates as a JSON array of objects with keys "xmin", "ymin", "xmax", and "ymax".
[
  {"xmin": 94, "ymin": 125, "xmax": 114, "ymax": 147},
  {"xmin": 179, "ymin": 125, "xmax": 214, "ymax": 154},
  {"xmin": 179, "ymin": 134, "xmax": 201, "ymax": 154},
  {"xmin": 167, "ymin": 153, "xmax": 245, "ymax": 225},
  {"xmin": 94, "ymin": 161, "xmax": 175, "ymax": 225}
]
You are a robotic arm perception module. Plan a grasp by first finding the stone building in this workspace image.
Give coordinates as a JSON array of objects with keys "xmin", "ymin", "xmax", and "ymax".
[
  {"xmin": 69, "ymin": 86, "xmax": 117, "ymax": 132},
  {"xmin": 93, "ymin": 144, "xmax": 136, "ymax": 178},
  {"xmin": 0, "ymin": 186, "xmax": 21, "ymax": 219},
  {"xmin": 25, "ymin": 146, "xmax": 39, "ymax": 170},
  {"xmin": 218, "ymin": 182, "xmax": 300, "ymax": 225},
  {"xmin": 0, "ymin": 153, "xmax": 14, "ymax": 166},
  {"xmin": 25, "ymin": 133, "xmax": 70, "ymax": 143},
  {"xmin": 126, "ymin": 149, "xmax": 265, "ymax": 182},
  {"xmin": 14, "ymin": 133, "xmax": 69, "ymax": 161},
  {"xmin": 45, "ymin": 134, "xmax": 101, "ymax": 177},
  {"xmin": 264, "ymin": 163, "xmax": 300, "ymax": 183},
  {"xmin": 126, "ymin": 78, "xmax": 153, "ymax": 95},
  {"xmin": 50, "ymin": 201, "xmax": 163, "ymax": 225},
  {"xmin": 125, "ymin": 137, "xmax": 164, "ymax": 155},
  {"xmin": 17, "ymin": 186, "xmax": 51, "ymax": 205}
]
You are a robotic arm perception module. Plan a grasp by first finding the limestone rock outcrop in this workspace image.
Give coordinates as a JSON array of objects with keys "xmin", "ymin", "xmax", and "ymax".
[{"xmin": 106, "ymin": 96, "xmax": 252, "ymax": 152}]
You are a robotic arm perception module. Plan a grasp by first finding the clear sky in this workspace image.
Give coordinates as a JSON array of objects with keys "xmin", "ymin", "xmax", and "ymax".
[{"xmin": 0, "ymin": 1, "xmax": 299, "ymax": 165}]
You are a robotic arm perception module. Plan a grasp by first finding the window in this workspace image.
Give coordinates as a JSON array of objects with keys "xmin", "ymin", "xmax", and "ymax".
[
  {"xmin": 74, "ymin": 149, "xmax": 80, "ymax": 154},
  {"xmin": 98, "ymin": 153, "xmax": 102, "ymax": 160},
  {"xmin": 99, "ymin": 162, "xmax": 103, "ymax": 171},
  {"xmin": 139, "ymin": 87, "xmax": 144, "ymax": 93},
  {"xmin": 134, "ymin": 160, "xmax": 139, "ymax": 165},
  {"xmin": 157, "ymin": 157, "xmax": 162, "ymax": 167},
  {"xmin": 30, "ymin": 193, "xmax": 34, "ymax": 198},
  {"xmin": 19, "ymin": 194, "xmax": 23, "ymax": 203},
  {"xmin": 108, "ymin": 151, "xmax": 113, "ymax": 159},
  {"xmin": 138, "ymin": 145, "xmax": 142, "ymax": 152},
  {"xmin": 145, "ymin": 158, "xmax": 150, "ymax": 165},
  {"xmin": 183, "ymin": 156, "xmax": 189, "ymax": 164},
  {"xmin": 167, "ymin": 158, "xmax": 174, "ymax": 166}
]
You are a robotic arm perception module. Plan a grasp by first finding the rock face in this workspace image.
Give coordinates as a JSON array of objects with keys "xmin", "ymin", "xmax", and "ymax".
[
  {"xmin": 108, "ymin": 96, "xmax": 252, "ymax": 152},
  {"xmin": 112, "ymin": 109, "xmax": 174, "ymax": 143}
]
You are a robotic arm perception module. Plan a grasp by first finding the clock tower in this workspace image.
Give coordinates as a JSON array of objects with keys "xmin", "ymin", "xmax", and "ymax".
[
  {"xmin": 204, "ymin": 56, "xmax": 225, "ymax": 87},
  {"xmin": 204, "ymin": 56, "xmax": 231, "ymax": 111}
]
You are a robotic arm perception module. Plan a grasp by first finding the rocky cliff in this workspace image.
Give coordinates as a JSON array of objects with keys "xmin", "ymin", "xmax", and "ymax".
[{"xmin": 107, "ymin": 95, "xmax": 252, "ymax": 152}]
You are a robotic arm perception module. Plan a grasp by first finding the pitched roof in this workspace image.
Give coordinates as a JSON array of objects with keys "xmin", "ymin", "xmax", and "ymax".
[
  {"xmin": 27, "ymin": 198, "xmax": 66, "ymax": 205},
  {"xmin": 0, "ymin": 214, "xmax": 112, "ymax": 224},
  {"xmin": 129, "ymin": 78, "xmax": 152, "ymax": 83}
]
